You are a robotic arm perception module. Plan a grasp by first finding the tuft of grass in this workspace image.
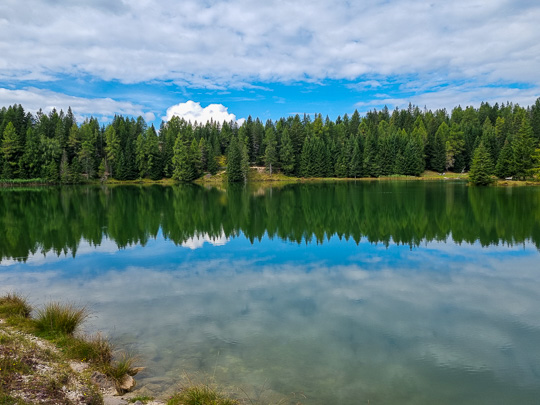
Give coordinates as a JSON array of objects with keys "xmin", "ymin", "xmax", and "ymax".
[
  {"xmin": 0, "ymin": 292, "xmax": 32, "ymax": 318},
  {"xmin": 34, "ymin": 302, "xmax": 88, "ymax": 336},
  {"xmin": 167, "ymin": 384, "xmax": 240, "ymax": 405},
  {"xmin": 57, "ymin": 332, "xmax": 113, "ymax": 365},
  {"xmin": 103, "ymin": 351, "xmax": 139, "ymax": 383}
]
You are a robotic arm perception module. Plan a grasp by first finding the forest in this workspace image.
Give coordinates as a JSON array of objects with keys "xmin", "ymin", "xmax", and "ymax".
[{"xmin": 1, "ymin": 99, "xmax": 540, "ymax": 184}]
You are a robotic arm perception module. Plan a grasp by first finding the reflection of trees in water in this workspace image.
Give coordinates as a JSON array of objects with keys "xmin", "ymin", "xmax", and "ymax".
[{"xmin": 1, "ymin": 182, "xmax": 539, "ymax": 261}]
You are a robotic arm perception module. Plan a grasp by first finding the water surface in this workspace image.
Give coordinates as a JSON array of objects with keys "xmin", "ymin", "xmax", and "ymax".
[{"xmin": 1, "ymin": 182, "xmax": 539, "ymax": 404}]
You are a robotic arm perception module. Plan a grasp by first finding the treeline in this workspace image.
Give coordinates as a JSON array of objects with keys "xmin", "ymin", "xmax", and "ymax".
[
  {"xmin": 1, "ymin": 100, "xmax": 540, "ymax": 182},
  {"xmin": 1, "ymin": 182, "xmax": 539, "ymax": 262}
]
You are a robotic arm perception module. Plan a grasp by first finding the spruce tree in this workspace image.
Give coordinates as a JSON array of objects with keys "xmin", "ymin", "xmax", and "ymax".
[
  {"xmin": 495, "ymin": 140, "xmax": 514, "ymax": 178},
  {"xmin": 264, "ymin": 126, "xmax": 278, "ymax": 174},
  {"xmin": 469, "ymin": 142, "xmax": 494, "ymax": 185},
  {"xmin": 226, "ymin": 136, "xmax": 245, "ymax": 182},
  {"xmin": 512, "ymin": 117, "xmax": 535, "ymax": 180},
  {"xmin": 1, "ymin": 122, "xmax": 22, "ymax": 177},
  {"xmin": 279, "ymin": 128, "xmax": 295, "ymax": 175},
  {"xmin": 348, "ymin": 136, "xmax": 363, "ymax": 178},
  {"xmin": 173, "ymin": 137, "xmax": 196, "ymax": 182}
]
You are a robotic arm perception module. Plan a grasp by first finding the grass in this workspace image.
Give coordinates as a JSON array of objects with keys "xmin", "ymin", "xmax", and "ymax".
[
  {"xmin": 55, "ymin": 332, "xmax": 113, "ymax": 365},
  {"xmin": 0, "ymin": 293, "xmax": 141, "ymax": 403},
  {"xmin": 34, "ymin": 301, "xmax": 89, "ymax": 336},
  {"xmin": 0, "ymin": 292, "xmax": 32, "ymax": 318},
  {"xmin": 167, "ymin": 383, "xmax": 240, "ymax": 405},
  {"xmin": 102, "ymin": 350, "xmax": 139, "ymax": 383}
]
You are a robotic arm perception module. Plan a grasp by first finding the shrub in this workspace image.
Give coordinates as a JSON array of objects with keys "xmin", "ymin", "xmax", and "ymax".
[
  {"xmin": 34, "ymin": 302, "xmax": 88, "ymax": 336},
  {"xmin": 0, "ymin": 292, "xmax": 32, "ymax": 318},
  {"xmin": 64, "ymin": 333, "xmax": 113, "ymax": 365},
  {"xmin": 167, "ymin": 384, "xmax": 240, "ymax": 405},
  {"xmin": 103, "ymin": 351, "xmax": 139, "ymax": 383}
]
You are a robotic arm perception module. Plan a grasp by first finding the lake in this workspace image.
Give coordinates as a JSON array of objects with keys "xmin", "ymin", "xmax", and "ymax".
[{"xmin": 1, "ymin": 181, "xmax": 539, "ymax": 404}]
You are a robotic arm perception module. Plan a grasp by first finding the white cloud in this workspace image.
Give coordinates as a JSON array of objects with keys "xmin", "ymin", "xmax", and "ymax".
[
  {"xmin": 0, "ymin": 87, "xmax": 155, "ymax": 123},
  {"xmin": 0, "ymin": 0, "xmax": 539, "ymax": 90},
  {"xmin": 354, "ymin": 81, "xmax": 540, "ymax": 113},
  {"xmin": 164, "ymin": 100, "xmax": 245, "ymax": 125}
]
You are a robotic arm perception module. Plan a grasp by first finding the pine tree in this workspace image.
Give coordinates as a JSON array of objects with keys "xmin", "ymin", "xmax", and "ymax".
[
  {"xmin": 189, "ymin": 138, "xmax": 202, "ymax": 180},
  {"xmin": 264, "ymin": 126, "xmax": 278, "ymax": 174},
  {"xmin": 104, "ymin": 125, "xmax": 120, "ymax": 178},
  {"xmin": 279, "ymin": 128, "xmax": 295, "ymax": 175},
  {"xmin": 530, "ymin": 147, "xmax": 540, "ymax": 180},
  {"xmin": 495, "ymin": 140, "xmax": 514, "ymax": 178},
  {"xmin": 146, "ymin": 126, "xmax": 162, "ymax": 180},
  {"xmin": 469, "ymin": 142, "xmax": 494, "ymax": 185},
  {"xmin": 1, "ymin": 122, "xmax": 22, "ymax": 177},
  {"xmin": 207, "ymin": 142, "xmax": 219, "ymax": 175},
  {"xmin": 173, "ymin": 137, "xmax": 192, "ymax": 182},
  {"xmin": 404, "ymin": 137, "xmax": 424, "ymax": 176},
  {"xmin": 349, "ymin": 137, "xmax": 363, "ymax": 178},
  {"xmin": 60, "ymin": 150, "xmax": 70, "ymax": 183},
  {"xmin": 363, "ymin": 130, "xmax": 380, "ymax": 177},
  {"xmin": 226, "ymin": 135, "xmax": 245, "ymax": 182},
  {"xmin": 512, "ymin": 117, "xmax": 535, "ymax": 180}
]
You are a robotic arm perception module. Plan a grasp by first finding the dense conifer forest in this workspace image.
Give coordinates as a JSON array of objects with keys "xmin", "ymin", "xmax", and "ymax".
[{"xmin": 1, "ymin": 100, "xmax": 540, "ymax": 183}]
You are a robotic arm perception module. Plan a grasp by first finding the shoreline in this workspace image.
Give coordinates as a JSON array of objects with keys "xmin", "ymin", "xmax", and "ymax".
[
  {"xmin": 1, "ymin": 169, "xmax": 538, "ymax": 188},
  {"xmin": 0, "ymin": 293, "xmax": 245, "ymax": 405}
]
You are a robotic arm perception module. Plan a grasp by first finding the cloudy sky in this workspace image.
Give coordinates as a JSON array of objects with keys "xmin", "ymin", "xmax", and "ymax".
[{"xmin": 1, "ymin": 0, "xmax": 539, "ymax": 125}]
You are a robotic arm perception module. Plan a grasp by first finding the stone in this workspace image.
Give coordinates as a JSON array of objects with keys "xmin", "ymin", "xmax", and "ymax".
[{"xmin": 117, "ymin": 374, "xmax": 136, "ymax": 394}]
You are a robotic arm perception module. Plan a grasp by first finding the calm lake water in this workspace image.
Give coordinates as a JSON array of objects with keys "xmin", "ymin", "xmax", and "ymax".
[{"xmin": 1, "ymin": 181, "xmax": 540, "ymax": 404}]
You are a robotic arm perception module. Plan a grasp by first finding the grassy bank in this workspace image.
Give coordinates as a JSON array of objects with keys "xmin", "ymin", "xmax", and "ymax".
[
  {"xmin": 0, "ymin": 293, "xmax": 142, "ymax": 404},
  {"xmin": 0, "ymin": 293, "xmax": 270, "ymax": 405}
]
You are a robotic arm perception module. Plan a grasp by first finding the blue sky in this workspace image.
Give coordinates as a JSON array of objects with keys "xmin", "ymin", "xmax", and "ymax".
[{"xmin": 1, "ymin": 0, "xmax": 539, "ymax": 126}]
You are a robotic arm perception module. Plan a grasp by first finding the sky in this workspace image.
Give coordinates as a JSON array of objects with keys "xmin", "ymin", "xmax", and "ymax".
[{"xmin": 1, "ymin": 0, "xmax": 539, "ymax": 126}]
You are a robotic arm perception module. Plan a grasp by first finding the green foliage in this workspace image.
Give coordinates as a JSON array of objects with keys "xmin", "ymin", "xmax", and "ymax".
[
  {"xmin": 61, "ymin": 333, "xmax": 113, "ymax": 365},
  {"xmin": 512, "ymin": 116, "xmax": 535, "ymax": 180},
  {"xmin": 469, "ymin": 142, "xmax": 494, "ymax": 185},
  {"xmin": 34, "ymin": 302, "xmax": 88, "ymax": 336},
  {"xmin": 0, "ymin": 292, "xmax": 32, "ymax": 318},
  {"xmin": 263, "ymin": 125, "xmax": 278, "ymax": 174},
  {"xmin": 496, "ymin": 140, "xmax": 514, "ymax": 178},
  {"xmin": 226, "ymin": 136, "xmax": 246, "ymax": 182},
  {"xmin": 531, "ymin": 147, "xmax": 540, "ymax": 180},
  {"xmin": 167, "ymin": 384, "xmax": 239, "ymax": 405},
  {"xmin": 0, "ymin": 100, "xmax": 539, "ymax": 182},
  {"xmin": 173, "ymin": 137, "xmax": 200, "ymax": 182},
  {"xmin": 102, "ymin": 351, "xmax": 139, "ymax": 385},
  {"xmin": 1, "ymin": 122, "xmax": 22, "ymax": 177},
  {"xmin": 279, "ymin": 127, "xmax": 295, "ymax": 175}
]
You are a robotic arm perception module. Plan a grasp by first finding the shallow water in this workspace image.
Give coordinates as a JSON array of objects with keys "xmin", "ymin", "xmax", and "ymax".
[{"xmin": 1, "ymin": 182, "xmax": 539, "ymax": 404}]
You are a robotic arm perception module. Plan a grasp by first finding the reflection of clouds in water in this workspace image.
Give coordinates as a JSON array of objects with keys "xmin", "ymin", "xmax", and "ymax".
[
  {"xmin": 181, "ymin": 232, "xmax": 229, "ymax": 250},
  {"xmin": 1, "ymin": 241, "xmax": 539, "ymax": 404}
]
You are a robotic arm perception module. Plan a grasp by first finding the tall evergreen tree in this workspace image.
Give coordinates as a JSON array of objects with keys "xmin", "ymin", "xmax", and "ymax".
[
  {"xmin": 264, "ymin": 125, "xmax": 278, "ymax": 174},
  {"xmin": 173, "ymin": 137, "xmax": 196, "ymax": 182},
  {"xmin": 279, "ymin": 128, "xmax": 295, "ymax": 175},
  {"xmin": 1, "ymin": 122, "xmax": 22, "ymax": 177},
  {"xmin": 469, "ymin": 142, "xmax": 494, "ymax": 185},
  {"xmin": 495, "ymin": 140, "xmax": 514, "ymax": 178},
  {"xmin": 104, "ymin": 126, "xmax": 120, "ymax": 178},
  {"xmin": 226, "ymin": 135, "xmax": 246, "ymax": 182},
  {"xmin": 512, "ymin": 117, "xmax": 535, "ymax": 180}
]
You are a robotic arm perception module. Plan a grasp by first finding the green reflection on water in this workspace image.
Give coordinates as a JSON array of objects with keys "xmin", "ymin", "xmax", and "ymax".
[{"xmin": 1, "ymin": 181, "xmax": 539, "ymax": 261}]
